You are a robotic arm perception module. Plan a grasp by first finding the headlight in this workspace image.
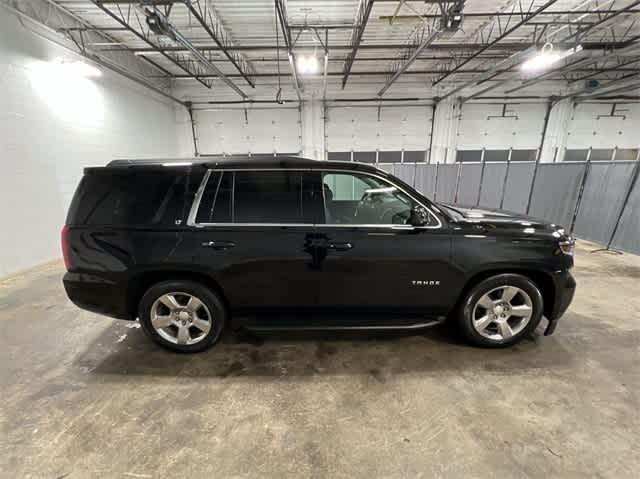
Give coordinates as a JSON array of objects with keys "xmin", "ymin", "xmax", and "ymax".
[{"xmin": 559, "ymin": 238, "xmax": 575, "ymax": 256}]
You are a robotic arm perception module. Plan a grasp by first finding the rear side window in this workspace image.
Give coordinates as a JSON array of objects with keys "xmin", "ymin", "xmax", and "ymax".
[
  {"xmin": 195, "ymin": 171, "xmax": 233, "ymax": 223},
  {"xmin": 195, "ymin": 170, "xmax": 323, "ymax": 224},
  {"xmin": 67, "ymin": 169, "xmax": 205, "ymax": 226}
]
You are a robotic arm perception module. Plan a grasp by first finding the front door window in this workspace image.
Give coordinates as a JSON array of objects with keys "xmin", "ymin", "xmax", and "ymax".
[{"xmin": 322, "ymin": 172, "xmax": 437, "ymax": 226}]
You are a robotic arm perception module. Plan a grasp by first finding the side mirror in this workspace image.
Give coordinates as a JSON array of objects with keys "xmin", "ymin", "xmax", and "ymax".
[{"xmin": 408, "ymin": 205, "xmax": 429, "ymax": 227}]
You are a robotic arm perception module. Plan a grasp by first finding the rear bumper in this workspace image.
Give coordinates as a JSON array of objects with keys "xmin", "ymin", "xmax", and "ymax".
[
  {"xmin": 544, "ymin": 270, "xmax": 576, "ymax": 335},
  {"xmin": 63, "ymin": 272, "xmax": 131, "ymax": 320}
]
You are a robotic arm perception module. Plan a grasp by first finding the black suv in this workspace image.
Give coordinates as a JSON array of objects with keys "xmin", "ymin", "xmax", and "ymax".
[{"xmin": 62, "ymin": 157, "xmax": 575, "ymax": 352}]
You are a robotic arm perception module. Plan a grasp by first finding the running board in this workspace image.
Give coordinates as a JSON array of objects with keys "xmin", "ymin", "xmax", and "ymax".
[{"xmin": 233, "ymin": 315, "xmax": 446, "ymax": 332}]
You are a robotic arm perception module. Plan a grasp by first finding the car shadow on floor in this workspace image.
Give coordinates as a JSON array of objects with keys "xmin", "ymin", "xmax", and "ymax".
[{"xmin": 74, "ymin": 319, "xmax": 577, "ymax": 380}]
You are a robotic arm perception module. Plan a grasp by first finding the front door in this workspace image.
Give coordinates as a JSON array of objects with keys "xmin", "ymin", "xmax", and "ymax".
[
  {"xmin": 315, "ymin": 170, "xmax": 456, "ymax": 315},
  {"xmin": 191, "ymin": 169, "xmax": 324, "ymax": 312}
]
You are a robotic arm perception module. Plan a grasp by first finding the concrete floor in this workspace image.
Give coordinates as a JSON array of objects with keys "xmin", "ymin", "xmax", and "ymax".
[{"xmin": 0, "ymin": 240, "xmax": 638, "ymax": 478}]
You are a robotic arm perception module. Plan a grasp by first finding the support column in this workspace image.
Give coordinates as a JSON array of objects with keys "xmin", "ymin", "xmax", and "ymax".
[
  {"xmin": 301, "ymin": 98, "xmax": 325, "ymax": 161},
  {"xmin": 539, "ymin": 98, "xmax": 574, "ymax": 162},
  {"xmin": 430, "ymin": 99, "xmax": 461, "ymax": 163}
]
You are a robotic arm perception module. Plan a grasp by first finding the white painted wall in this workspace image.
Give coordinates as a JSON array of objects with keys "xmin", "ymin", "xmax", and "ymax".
[{"xmin": 0, "ymin": 12, "xmax": 180, "ymax": 276}]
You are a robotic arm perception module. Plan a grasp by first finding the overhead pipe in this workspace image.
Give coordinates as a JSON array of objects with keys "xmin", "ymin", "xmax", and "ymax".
[
  {"xmin": 274, "ymin": 0, "xmax": 302, "ymax": 100},
  {"xmin": 342, "ymin": 0, "xmax": 375, "ymax": 88}
]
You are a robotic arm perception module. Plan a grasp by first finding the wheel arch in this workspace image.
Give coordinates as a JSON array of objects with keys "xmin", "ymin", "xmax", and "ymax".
[
  {"xmin": 127, "ymin": 270, "xmax": 229, "ymax": 319},
  {"xmin": 456, "ymin": 268, "xmax": 555, "ymax": 319}
]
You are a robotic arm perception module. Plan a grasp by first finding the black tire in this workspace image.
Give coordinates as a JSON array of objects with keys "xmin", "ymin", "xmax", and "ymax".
[
  {"xmin": 138, "ymin": 280, "xmax": 227, "ymax": 353},
  {"xmin": 457, "ymin": 274, "xmax": 544, "ymax": 348}
]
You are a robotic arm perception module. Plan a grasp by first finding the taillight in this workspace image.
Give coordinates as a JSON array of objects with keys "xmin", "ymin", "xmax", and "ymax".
[{"xmin": 61, "ymin": 225, "xmax": 72, "ymax": 270}]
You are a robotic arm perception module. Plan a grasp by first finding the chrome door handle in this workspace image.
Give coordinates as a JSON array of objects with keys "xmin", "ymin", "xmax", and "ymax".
[
  {"xmin": 328, "ymin": 242, "xmax": 353, "ymax": 251},
  {"xmin": 201, "ymin": 241, "xmax": 236, "ymax": 250}
]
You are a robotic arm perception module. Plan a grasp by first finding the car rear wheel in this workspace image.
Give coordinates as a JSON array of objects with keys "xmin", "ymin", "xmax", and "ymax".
[
  {"xmin": 457, "ymin": 274, "xmax": 543, "ymax": 347},
  {"xmin": 139, "ymin": 280, "xmax": 226, "ymax": 353}
]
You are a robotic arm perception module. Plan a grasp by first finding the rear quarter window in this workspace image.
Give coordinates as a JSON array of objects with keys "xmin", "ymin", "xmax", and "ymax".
[{"xmin": 66, "ymin": 169, "xmax": 205, "ymax": 227}]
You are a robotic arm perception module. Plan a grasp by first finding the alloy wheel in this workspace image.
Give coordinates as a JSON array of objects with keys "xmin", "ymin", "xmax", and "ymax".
[
  {"xmin": 150, "ymin": 292, "xmax": 212, "ymax": 345},
  {"xmin": 471, "ymin": 286, "xmax": 534, "ymax": 341}
]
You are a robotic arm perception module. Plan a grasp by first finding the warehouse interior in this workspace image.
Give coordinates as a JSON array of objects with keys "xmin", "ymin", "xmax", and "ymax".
[{"xmin": 1, "ymin": 0, "xmax": 639, "ymax": 477}]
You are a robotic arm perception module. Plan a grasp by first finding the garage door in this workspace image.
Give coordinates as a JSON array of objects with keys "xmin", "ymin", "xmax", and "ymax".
[
  {"xmin": 194, "ymin": 108, "xmax": 301, "ymax": 155},
  {"xmin": 325, "ymin": 106, "xmax": 431, "ymax": 163}
]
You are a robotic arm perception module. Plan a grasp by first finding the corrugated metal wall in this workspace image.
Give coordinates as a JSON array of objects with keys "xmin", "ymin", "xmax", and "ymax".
[{"xmin": 377, "ymin": 161, "xmax": 640, "ymax": 255}]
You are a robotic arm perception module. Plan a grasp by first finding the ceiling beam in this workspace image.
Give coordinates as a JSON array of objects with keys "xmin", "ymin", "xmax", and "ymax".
[
  {"xmin": 568, "ymin": 56, "xmax": 640, "ymax": 84},
  {"xmin": 92, "ymin": 0, "xmax": 213, "ymax": 89},
  {"xmin": 579, "ymin": 81, "xmax": 640, "ymax": 99},
  {"xmin": 102, "ymin": 40, "xmax": 634, "ymax": 53},
  {"xmin": 342, "ymin": 0, "xmax": 374, "ymax": 88},
  {"xmin": 438, "ymin": 46, "xmax": 537, "ymax": 101},
  {"xmin": 432, "ymin": 0, "xmax": 560, "ymax": 86},
  {"xmin": 274, "ymin": 0, "xmax": 302, "ymax": 100},
  {"xmin": 503, "ymin": 54, "xmax": 599, "ymax": 94},
  {"xmin": 182, "ymin": 0, "xmax": 256, "ymax": 88},
  {"xmin": 559, "ymin": 72, "xmax": 640, "ymax": 100},
  {"xmin": 552, "ymin": 0, "xmax": 640, "ymax": 44},
  {"xmin": 378, "ymin": 24, "xmax": 439, "ymax": 96},
  {"xmin": 379, "ymin": 9, "xmax": 640, "ymax": 21}
]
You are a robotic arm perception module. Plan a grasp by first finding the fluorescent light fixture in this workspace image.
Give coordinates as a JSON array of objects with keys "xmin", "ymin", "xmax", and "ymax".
[
  {"xmin": 296, "ymin": 55, "xmax": 319, "ymax": 75},
  {"xmin": 521, "ymin": 44, "xmax": 582, "ymax": 73},
  {"xmin": 135, "ymin": 51, "xmax": 164, "ymax": 56},
  {"xmin": 61, "ymin": 61, "xmax": 102, "ymax": 78},
  {"xmin": 89, "ymin": 42, "xmax": 124, "ymax": 46}
]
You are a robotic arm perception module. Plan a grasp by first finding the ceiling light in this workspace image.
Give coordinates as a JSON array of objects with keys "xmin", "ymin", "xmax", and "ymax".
[
  {"xmin": 60, "ymin": 61, "xmax": 102, "ymax": 78},
  {"xmin": 134, "ymin": 51, "xmax": 164, "ymax": 56},
  {"xmin": 296, "ymin": 55, "xmax": 319, "ymax": 75},
  {"xmin": 521, "ymin": 43, "xmax": 582, "ymax": 72}
]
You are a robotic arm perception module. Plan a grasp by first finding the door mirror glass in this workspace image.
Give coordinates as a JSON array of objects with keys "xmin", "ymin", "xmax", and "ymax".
[{"xmin": 408, "ymin": 205, "xmax": 429, "ymax": 227}]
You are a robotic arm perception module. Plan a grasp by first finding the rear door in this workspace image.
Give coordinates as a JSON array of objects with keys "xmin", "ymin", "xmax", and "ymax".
[
  {"xmin": 190, "ymin": 169, "xmax": 323, "ymax": 312},
  {"xmin": 314, "ymin": 170, "xmax": 456, "ymax": 315}
]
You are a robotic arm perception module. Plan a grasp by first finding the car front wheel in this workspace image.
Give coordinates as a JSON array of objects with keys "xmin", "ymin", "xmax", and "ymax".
[{"xmin": 458, "ymin": 274, "xmax": 544, "ymax": 347}]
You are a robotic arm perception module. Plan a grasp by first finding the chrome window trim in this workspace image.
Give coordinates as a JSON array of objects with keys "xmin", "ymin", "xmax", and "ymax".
[
  {"xmin": 187, "ymin": 169, "xmax": 211, "ymax": 226},
  {"xmin": 187, "ymin": 168, "xmax": 443, "ymax": 230}
]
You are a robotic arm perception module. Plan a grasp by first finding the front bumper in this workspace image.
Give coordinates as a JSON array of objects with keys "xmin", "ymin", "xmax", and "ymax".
[{"xmin": 544, "ymin": 270, "xmax": 576, "ymax": 335}]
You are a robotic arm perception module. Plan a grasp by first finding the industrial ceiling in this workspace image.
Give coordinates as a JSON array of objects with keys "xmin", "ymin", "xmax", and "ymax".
[{"xmin": 8, "ymin": 0, "xmax": 640, "ymax": 105}]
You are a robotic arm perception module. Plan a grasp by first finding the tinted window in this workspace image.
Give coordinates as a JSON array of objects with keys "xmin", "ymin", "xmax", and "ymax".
[
  {"xmin": 403, "ymin": 150, "xmax": 426, "ymax": 163},
  {"xmin": 378, "ymin": 151, "xmax": 401, "ymax": 163},
  {"xmin": 456, "ymin": 150, "xmax": 482, "ymax": 162},
  {"xmin": 615, "ymin": 149, "xmax": 639, "ymax": 161},
  {"xmin": 510, "ymin": 150, "xmax": 537, "ymax": 162},
  {"xmin": 328, "ymin": 152, "xmax": 351, "ymax": 162},
  {"xmin": 590, "ymin": 149, "xmax": 614, "ymax": 162},
  {"xmin": 353, "ymin": 151, "xmax": 376, "ymax": 163},
  {"xmin": 234, "ymin": 171, "xmax": 302, "ymax": 223},
  {"xmin": 67, "ymin": 169, "xmax": 204, "ymax": 226},
  {"xmin": 195, "ymin": 171, "xmax": 323, "ymax": 224},
  {"xmin": 484, "ymin": 150, "xmax": 509, "ymax": 162},
  {"xmin": 563, "ymin": 149, "xmax": 589, "ymax": 162},
  {"xmin": 196, "ymin": 171, "xmax": 232, "ymax": 223}
]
